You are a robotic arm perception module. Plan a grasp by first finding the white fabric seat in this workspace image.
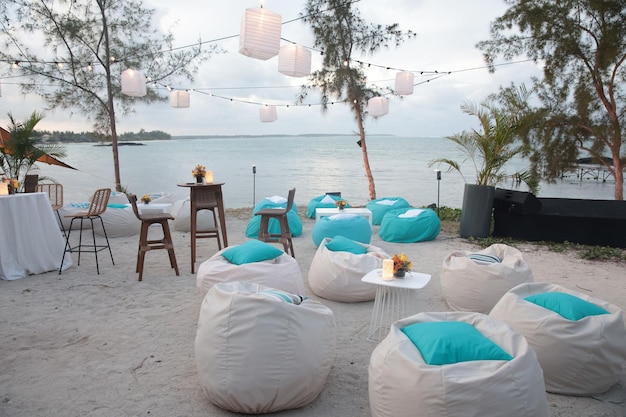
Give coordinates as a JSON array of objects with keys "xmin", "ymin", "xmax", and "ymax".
[
  {"xmin": 440, "ymin": 243, "xmax": 533, "ymax": 313},
  {"xmin": 196, "ymin": 246, "xmax": 304, "ymax": 298},
  {"xmin": 195, "ymin": 281, "xmax": 337, "ymax": 414},
  {"xmin": 308, "ymin": 238, "xmax": 389, "ymax": 302},
  {"xmin": 490, "ymin": 282, "xmax": 626, "ymax": 395},
  {"xmin": 369, "ymin": 311, "xmax": 549, "ymax": 417}
]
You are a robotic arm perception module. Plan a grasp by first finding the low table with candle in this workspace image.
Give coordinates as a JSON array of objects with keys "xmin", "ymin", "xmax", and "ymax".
[{"xmin": 361, "ymin": 268, "xmax": 432, "ymax": 342}]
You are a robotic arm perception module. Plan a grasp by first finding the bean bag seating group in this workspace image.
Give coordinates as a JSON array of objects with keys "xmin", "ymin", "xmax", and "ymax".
[
  {"xmin": 308, "ymin": 237, "xmax": 389, "ymax": 302},
  {"xmin": 378, "ymin": 208, "xmax": 440, "ymax": 243},
  {"xmin": 245, "ymin": 195, "xmax": 303, "ymax": 238},
  {"xmin": 195, "ymin": 281, "xmax": 337, "ymax": 414},
  {"xmin": 171, "ymin": 198, "xmax": 218, "ymax": 233},
  {"xmin": 490, "ymin": 282, "xmax": 626, "ymax": 396},
  {"xmin": 196, "ymin": 240, "xmax": 305, "ymax": 298},
  {"xmin": 369, "ymin": 311, "xmax": 549, "ymax": 417},
  {"xmin": 311, "ymin": 213, "xmax": 372, "ymax": 247},
  {"xmin": 365, "ymin": 197, "xmax": 411, "ymax": 225},
  {"xmin": 440, "ymin": 244, "xmax": 533, "ymax": 314},
  {"xmin": 306, "ymin": 194, "xmax": 347, "ymax": 218}
]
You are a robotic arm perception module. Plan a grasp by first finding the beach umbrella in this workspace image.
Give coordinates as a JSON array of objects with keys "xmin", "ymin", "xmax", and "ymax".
[{"xmin": 0, "ymin": 127, "xmax": 77, "ymax": 170}]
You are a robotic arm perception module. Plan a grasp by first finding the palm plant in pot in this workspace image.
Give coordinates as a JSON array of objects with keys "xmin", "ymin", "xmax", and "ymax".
[{"xmin": 429, "ymin": 87, "xmax": 536, "ymax": 238}]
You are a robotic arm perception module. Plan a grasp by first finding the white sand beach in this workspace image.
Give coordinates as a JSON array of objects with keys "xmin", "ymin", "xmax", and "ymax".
[{"xmin": 1, "ymin": 208, "xmax": 625, "ymax": 417}]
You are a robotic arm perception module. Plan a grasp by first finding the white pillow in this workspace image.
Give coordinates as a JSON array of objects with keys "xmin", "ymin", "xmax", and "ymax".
[
  {"xmin": 398, "ymin": 209, "xmax": 425, "ymax": 218},
  {"xmin": 376, "ymin": 199, "xmax": 398, "ymax": 206},
  {"xmin": 320, "ymin": 195, "xmax": 335, "ymax": 204},
  {"xmin": 329, "ymin": 213, "xmax": 358, "ymax": 220},
  {"xmin": 267, "ymin": 195, "xmax": 288, "ymax": 204}
]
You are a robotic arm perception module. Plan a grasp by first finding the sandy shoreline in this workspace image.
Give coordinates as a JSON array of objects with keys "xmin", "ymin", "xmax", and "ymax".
[{"xmin": 1, "ymin": 209, "xmax": 625, "ymax": 417}]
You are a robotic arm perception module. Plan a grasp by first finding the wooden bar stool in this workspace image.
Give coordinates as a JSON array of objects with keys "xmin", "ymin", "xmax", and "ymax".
[
  {"xmin": 190, "ymin": 188, "xmax": 222, "ymax": 273},
  {"xmin": 129, "ymin": 194, "xmax": 179, "ymax": 281},
  {"xmin": 255, "ymin": 188, "xmax": 296, "ymax": 257}
]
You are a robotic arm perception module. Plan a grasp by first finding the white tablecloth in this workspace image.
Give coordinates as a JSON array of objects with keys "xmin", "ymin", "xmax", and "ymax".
[{"xmin": 0, "ymin": 192, "xmax": 72, "ymax": 280}]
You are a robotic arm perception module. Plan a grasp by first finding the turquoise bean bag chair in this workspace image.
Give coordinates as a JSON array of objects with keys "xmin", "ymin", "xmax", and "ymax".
[
  {"xmin": 379, "ymin": 208, "xmax": 440, "ymax": 243},
  {"xmin": 366, "ymin": 197, "xmax": 411, "ymax": 225},
  {"xmin": 306, "ymin": 194, "xmax": 348, "ymax": 218},
  {"xmin": 311, "ymin": 214, "xmax": 372, "ymax": 247},
  {"xmin": 246, "ymin": 198, "xmax": 302, "ymax": 238}
]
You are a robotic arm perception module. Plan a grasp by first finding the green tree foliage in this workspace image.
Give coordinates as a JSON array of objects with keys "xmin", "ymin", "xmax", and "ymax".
[
  {"xmin": 299, "ymin": 0, "xmax": 415, "ymax": 200},
  {"xmin": 0, "ymin": 0, "xmax": 216, "ymax": 192},
  {"xmin": 0, "ymin": 111, "xmax": 68, "ymax": 187},
  {"xmin": 477, "ymin": 0, "xmax": 626, "ymax": 200}
]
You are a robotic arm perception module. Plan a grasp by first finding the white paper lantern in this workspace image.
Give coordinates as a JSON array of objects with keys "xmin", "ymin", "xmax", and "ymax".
[
  {"xmin": 368, "ymin": 97, "xmax": 389, "ymax": 117},
  {"xmin": 170, "ymin": 90, "xmax": 190, "ymax": 108},
  {"xmin": 395, "ymin": 71, "xmax": 414, "ymax": 95},
  {"xmin": 278, "ymin": 44, "xmax": 312, "ymax": 77},
  {"xmin": 239, "ymin": 7, "xmax": 282, "ymax": 60},
  {"xmin": 259, "ymin": 106, "xmax": 278, "ymax": 123},
  {"xmin": 121, "ymin": 68, "xmax": 147, "ymax": 97}
]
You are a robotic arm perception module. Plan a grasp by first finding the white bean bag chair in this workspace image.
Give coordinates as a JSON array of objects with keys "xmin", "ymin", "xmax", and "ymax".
[
  {"xmin": 440, "ymin": 244, "xmax": 533, "ymax": 314},
  {"xmin": 308, "ymin": 237, "xmax": 389, "ymax": 302},
  {"xmin": 93, "ymin": 205, "xmax": 141, "ymax": 237},
  {"xmin": 171, "ymin": 198, "xmax": 217, "ymax": 233},
  {"xmin": 196, "ymin": 240, "xmax": 305, "ymax": 298},
  {"xmin": 369, "ymin": 311, "xmax": 549, "ymax": 417},
  {"xmin": 195, "ymin": 281, "xmax": 337, "ymax": 414},
  {"xmin": 490, "ymin": 282, "xmax": 626, "ymax": 395}
]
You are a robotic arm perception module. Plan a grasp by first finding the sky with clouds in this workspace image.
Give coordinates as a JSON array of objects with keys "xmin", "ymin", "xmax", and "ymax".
[{"xmin": 0, "ymin": 0, "xmax": 542, "ymax": 138}]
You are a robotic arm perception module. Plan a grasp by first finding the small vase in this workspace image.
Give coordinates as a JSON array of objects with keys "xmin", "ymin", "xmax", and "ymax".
[
  {"xmin": 394, "ymin": 269, "xmax": 406, "ymax": 278},
  {"xmin": 195, "ymin": 175, "xmax": 204, "ymax": 184},
  {"xmin": 143, "ymin": 201, "xmax": 149, "ymax": 205},
  {"xmin": 338, "ymin": 205, "xmax": 344, "ymax": 211}
]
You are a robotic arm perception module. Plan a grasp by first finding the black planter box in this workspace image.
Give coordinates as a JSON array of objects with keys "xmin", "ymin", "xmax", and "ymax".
[{"xmin": 493, "ymin": 188, "xmax": 626, "ymax": 248}]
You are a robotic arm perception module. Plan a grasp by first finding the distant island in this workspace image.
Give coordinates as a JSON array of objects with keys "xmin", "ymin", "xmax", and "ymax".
[
  {"xmin": 34, "ymin": 129, "xmax": 171, "ymax": 143},
  {"xmin": 33, "ymin": 130, "xmax": 395, "ymax": 143}
]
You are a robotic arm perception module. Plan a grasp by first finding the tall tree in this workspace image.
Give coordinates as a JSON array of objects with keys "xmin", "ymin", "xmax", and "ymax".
[
  {"xmin": 0, "ymin": 0, "xmax": 216, "ymax": 192},
  {"xmin": 299, "ymin": 0, "xmax": 414, "ymax": 200},
  {"xmin": 477, "ymin": 0, "xmax": 626, "ymax": 200}
]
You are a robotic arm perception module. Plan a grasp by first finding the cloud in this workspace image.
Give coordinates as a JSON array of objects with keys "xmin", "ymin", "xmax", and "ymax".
[{"xmin": 1, "ymin": 0, "xmax": 542, "ymax": 138}]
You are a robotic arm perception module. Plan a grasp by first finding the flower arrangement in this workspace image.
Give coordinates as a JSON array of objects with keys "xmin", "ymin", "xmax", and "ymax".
[
  {"xmin": 8, "ymin": 178, "xmax": 19, "ymax": 194},
  {"xmin": 392, "ymin": 253, "xmax": 412, "ymax": 277},
  {"xmin": 335, "ymin": 199, "xmax": 348, "ymax": 210},
  {"xmin": 192, "ymin": 165, "xmax": 207, "ymax": 177},
  {"xmin": 141, "ymin": 194, "xmax": 152, "ymax": 204}
]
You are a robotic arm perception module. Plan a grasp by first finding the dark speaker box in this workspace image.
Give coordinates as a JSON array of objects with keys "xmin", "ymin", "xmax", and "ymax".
[{"xmin": 493, "ymin": 188, "xmax": 542, "ymax": 214}]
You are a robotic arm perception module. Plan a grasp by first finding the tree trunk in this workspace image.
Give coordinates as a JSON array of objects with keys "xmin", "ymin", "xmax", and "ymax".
[
  {"xmin": 355, "ymin": 108, "xmax": 376, "ymax": 200},
  {"xmin": 614, "ymin": 160, "xmax": 624, "ymax": 201}
]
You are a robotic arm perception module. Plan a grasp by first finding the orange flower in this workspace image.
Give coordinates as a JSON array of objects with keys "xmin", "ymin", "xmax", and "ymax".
[{"xmin": 391, "ymin": 253, "xmax": 412, "ymax": 272}]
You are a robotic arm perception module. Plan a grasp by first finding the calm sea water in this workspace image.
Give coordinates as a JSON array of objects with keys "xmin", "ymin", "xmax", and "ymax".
[{"xmin": 34, "ymin": 135, "xmax": 618, "ymax": 209}]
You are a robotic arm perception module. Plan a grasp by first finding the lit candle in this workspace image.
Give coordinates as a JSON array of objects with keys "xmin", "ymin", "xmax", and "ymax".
[
  {"xmin": 205, "ymin": 170, "xmax": 214, "ymax": 183},
  {"xmin": 0, "ymin": 182, "xmax": 8, "ymax": 196},
  {"xmin": 382, "ymin": 259, "xmax": 394, "ymax": 280}
]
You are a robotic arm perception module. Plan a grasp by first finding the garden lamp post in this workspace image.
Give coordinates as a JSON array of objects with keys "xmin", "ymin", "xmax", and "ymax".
[
  {"xmin": 435, "ymin": 169, "xmax": 441, "ymax": 217},
  {"xmin": 252, "ymin": 165, "xmax": 256, "ymax": 207}
]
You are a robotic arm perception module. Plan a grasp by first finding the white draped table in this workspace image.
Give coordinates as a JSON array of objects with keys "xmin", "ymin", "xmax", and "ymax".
[{"xmin": 0, "ymin": 192, "xmax": 72, "ymax": 280}]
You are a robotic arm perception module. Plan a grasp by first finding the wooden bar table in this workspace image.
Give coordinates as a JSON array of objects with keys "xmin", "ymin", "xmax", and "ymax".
[{"xmin": 177, "ymin": 182, "xmax": 228, "ymax": 273}]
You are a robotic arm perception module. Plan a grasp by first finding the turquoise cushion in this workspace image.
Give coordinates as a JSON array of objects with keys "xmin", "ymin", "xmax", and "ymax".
[
  {"xmin": 107, "ymin": 203, "xmax": 128, "ymax": 209},
  {"xmin": 524, "ymin": 292, "xmax": 609, "ymax": 321},
  {"xmin": 221, "ymin": 240, "xmax": 284, "ymax": 265},
  {"xmin": 325, "ymin": 235, "xmax": 367, "ymax": 254},
  {"xmin": 401, "ymin": 321, "xmax": 513, "ymax": 365},
  {"xmin": 366, "ymin": 197, "xmax": 411, "ymax": 225}
]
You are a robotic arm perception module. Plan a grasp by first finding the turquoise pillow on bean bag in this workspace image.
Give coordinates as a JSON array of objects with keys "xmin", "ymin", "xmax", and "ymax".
[
  {"xmin": 524, "ymin": 292, "xmax": 609, "ymax": 321},
  {"xmin": 306, "ymin": 194, "xmax": 347, "ymax": 218},
  {"xmin": 221, "ymin": 240, "xmax": 284, "ymax": 265},
  {"xmin": 379, "ymin": 207, "xmax": 440, "ymax": 243},
  {"xmin": 311, "ymin": 214, "xmax": 372, "ymax": 247},
  {"xmin": 245, "ymin": 198, "xmax": 302, "ymax": 238},
  {"xmin": 366, "ymin": 197, "xmax": 411, "ymax": 225},
  {"xmin": 401, "ymin": 321, "xmax": 513, "ymax": 365},
  {"xmin": 325, "ymin": 235, "xmax": 368, "ymax": 254}
]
